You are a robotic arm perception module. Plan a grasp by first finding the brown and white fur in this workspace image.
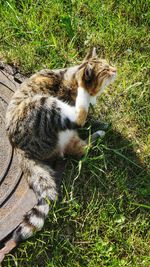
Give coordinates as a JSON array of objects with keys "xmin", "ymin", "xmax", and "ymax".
[{"xmin": 0, "ymin": 48, "xmax": 116, "ymax": 262}]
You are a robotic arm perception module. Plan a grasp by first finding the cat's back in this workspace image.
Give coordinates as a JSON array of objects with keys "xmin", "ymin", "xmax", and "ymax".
[{"xmin": 6, "ymin": 69, "xmax": 61, "ymax": 122}]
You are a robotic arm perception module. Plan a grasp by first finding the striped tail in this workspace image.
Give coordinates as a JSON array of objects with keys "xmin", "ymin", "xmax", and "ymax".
[{"xmin": 12, "ymin": 154, "xmax": 58, "ymax": 244}]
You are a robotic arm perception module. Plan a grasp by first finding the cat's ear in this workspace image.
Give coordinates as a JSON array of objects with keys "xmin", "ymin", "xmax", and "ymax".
[
  {"xmin": 83, "ymin": 47, "xmax": 98, "ymax": 62},
  {"xmin": 84, "ymin": 64, "xmax": 94, "ymax": 81}
]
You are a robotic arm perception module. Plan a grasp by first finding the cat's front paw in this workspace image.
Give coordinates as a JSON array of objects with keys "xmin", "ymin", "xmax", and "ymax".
[
  {"xmin": 76, "ymin": 107, "xmax": 88, "ymax": 126},
  {"xmin": 76, "ymin": 87, "xmax": 90, "ymax": 126}
]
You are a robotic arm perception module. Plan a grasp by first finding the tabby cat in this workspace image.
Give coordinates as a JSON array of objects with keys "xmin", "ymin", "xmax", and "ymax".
[{"xmin": 0, "ymin": 48, "xmax": 116, "ymax": 260}]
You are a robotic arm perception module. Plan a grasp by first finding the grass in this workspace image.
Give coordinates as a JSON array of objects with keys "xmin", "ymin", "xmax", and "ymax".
[{"xmin": 0, "ymin": 0, "xmax": 150, "ymax": 266}]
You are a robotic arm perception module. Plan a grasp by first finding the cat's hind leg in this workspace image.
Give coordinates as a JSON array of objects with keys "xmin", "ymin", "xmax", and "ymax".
[
  {"xmin": 64, "ymin": 132, "xmax": 86, "ymax": 157},
  {"xmin": 64, "ymin": 130, "xmax": 105, "ymax": 157}
]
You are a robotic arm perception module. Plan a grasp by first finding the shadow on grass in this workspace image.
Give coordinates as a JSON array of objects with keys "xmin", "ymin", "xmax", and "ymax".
[{"xmin": 68, "ymin": 119, "xmax": 149, "ymax": 206}]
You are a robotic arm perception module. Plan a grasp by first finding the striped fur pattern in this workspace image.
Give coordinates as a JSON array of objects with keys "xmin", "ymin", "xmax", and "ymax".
[{"xmin": 5, "ymin": 48, "xmax": 116, "ymax": 246}]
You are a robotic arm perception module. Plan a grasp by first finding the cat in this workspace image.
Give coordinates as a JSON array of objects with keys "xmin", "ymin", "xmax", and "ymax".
[{"xmin": 0, "ymin": 48, "xmax": 116, "ymax": 261}]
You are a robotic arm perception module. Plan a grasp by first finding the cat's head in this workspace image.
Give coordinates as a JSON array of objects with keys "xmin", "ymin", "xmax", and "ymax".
[{"xmin": 76, "ymin": 47, "xmax": 117, "ymax": 96}]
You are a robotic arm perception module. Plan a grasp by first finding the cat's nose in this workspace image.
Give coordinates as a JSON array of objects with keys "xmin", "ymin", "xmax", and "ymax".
[
  {"xmin": 111, "ymin": 67, "xmax": 117, "ymax": 73},
  {"xmin": 110, "ymin": 67, "xmax": 117, "ymax": 77}
]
